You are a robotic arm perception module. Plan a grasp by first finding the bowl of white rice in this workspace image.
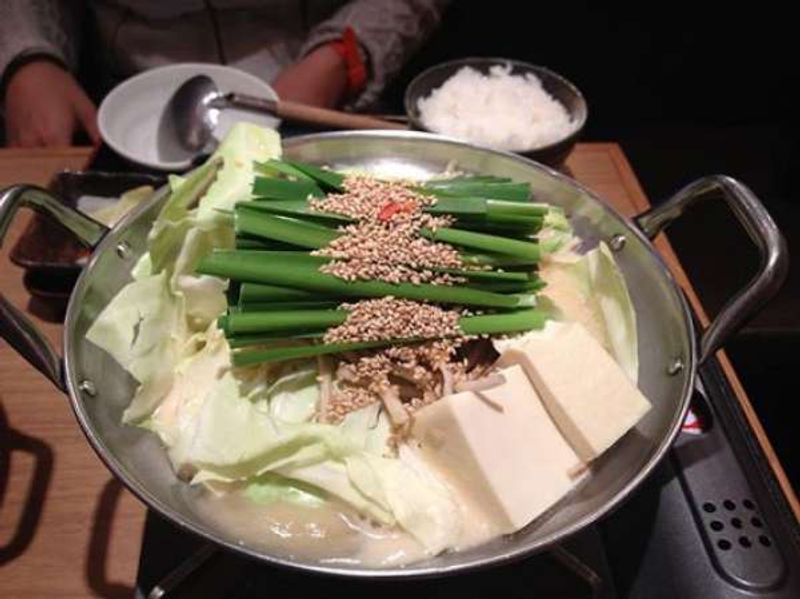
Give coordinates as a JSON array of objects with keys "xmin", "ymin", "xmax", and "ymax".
[{"xmin": 405, "ymin": 58, "xmax": 587, "ymax": 166}]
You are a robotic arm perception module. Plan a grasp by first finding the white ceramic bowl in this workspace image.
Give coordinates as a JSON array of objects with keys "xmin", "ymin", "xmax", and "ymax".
[
  {"xmin": 405, "ymin": 58, "xmax": 587, "ymax": 167},
  {"xmin": 98, "ymin": 63, "xmax": 280, "ymax": 171}
]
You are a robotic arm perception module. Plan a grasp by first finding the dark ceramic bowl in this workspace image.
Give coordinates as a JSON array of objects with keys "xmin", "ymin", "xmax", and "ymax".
[{"xmin": 405, "ymin": 58, "xmax": 588, "ymax": 167}]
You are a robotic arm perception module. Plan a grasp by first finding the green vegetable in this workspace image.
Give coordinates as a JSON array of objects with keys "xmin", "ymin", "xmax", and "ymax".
[
  {"xmin": 243, "ymin": 199, "xmax": 352, "ymax": 223},
  {"xmin": 461, "ymin": 251, "xmax": 540, "ymax": 268},
  {"xmin": 87, "ymin": 123, "xmax": 282, "ymax": 425},
  {"xmin": 425, "ymin": 197, "xmax": 546, "ymax": 219},
  {"xmin": 240, "ymin": 282, "xmax": 337, "ymax": 303},
  {"xmin": 85, "ymin": 128, "xmax": 474, "ymax": 555},
  {"xmin": 88, "ymin": 185, "xmax": 154, "ymax": 227},
  {"xmin": 86, "ymin": 271, "xmax": 185, "ymax": 423},
  {"xmin": 196, "ymin": 123, "xmax": 282, "ymax": 221},
  {"xmin": 228, "ymin": 307, "xmax": 545, "ymax": 340},
  {"xmin": 265, "ymin": 366, "xmax": 322, "ymax": 424},
  {"xmin": 469, "ymin": 279, "xmax": 546, "ymax": 294},
  {"xmin": 283, "ymin": 160, "xmax": 345, "ymax": 191},
  {"xmin": 539, "ymin": 205, "xmax": 576, "ymax": 254},
  {"xmin": 252, "ymin": 176, "xmax": 324, "ymax": 201},
  {"xmin": 156, "ymin": 157, "xmax": 223, "ymax": 223},
  {"xmin": 434, "ymin": 267, "xmax": 534, "ymax": 283},
  {"xmin": 235, "ymin": 208, "xmax": 338, "ymax": 249},
  {"xmin": 220, "ymin": 247, "xmax": 538, "ymax": 293},
  {"xmin": 237, "ymin": 209, "xmax": 540, "ymax": 267},
  {"xmin": 548, "ymin": 243, "xmax": 639, "ymax": 382},
  {"xmin": 421, "ymin": 226, "xmax": 540, "ymax": 262},
  {"xmin": 235, "ymin": 236, "xmax": 304, "ymax": 251},
  {"xmin": 245, "ymin": 196, "xmax": 545, "ymax": 231},
  {"xmin": 227, "ymin": 331, "xmax": 325, "ymax": 349},
  {"xmin": 420, "ymin": 181, "xmax": 531, "ymax": 201},
  {"xmin": 254, "ymin": 159, "xmax": 315, "ymax": 182},
  {"xmin": 236, "ymin": 301, "xmax": 341, "ymax": 312},
  {"xmin": 244, "ymin": 473, "xmax": 326, "ymax": 507},
  {"xmin": 148, "ymin": 157, "xmax": 223, "ymax": 274},
  {"xmin": 459, "ymin": 309, "xmax": 546, "ymax": 335},
  {"xmin": 233, "ymin": 339, "xmax": 393, "ymax": 366},
  {"xmin": 218, "ymin": 249, "xmax": 328, "ymax": 264},
  {"xmin": 222, "ymin": 309, "xmax": 347, "ymax": 335},
  {"xmin": 231, "ymin": 308, "xmax": 546, "ymax": 365},
  {"xmin": 453, "ymin": 220, "xmax": 541, "ymax": 236},
  {"xmin": 236, "ymin": 203, "xmax": 542, "ymax": 269},
  {"xmin": 343, "ymin": 452, "xmax": 459, "ymax": 553},
  {"xmin": 197, "ymin": 252, "xmax": 525, "ymax": 309}
]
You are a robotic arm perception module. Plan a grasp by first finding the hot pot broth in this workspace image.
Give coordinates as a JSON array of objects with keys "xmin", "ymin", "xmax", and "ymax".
[{"xmin": 84, "ymin": 124, "xmax": 650, "ymax": 565}]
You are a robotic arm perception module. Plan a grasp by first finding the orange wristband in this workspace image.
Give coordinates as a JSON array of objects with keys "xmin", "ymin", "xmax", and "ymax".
[{"xmin": 329, "ymin": 26, "xmax": 367, "ymax": 98}]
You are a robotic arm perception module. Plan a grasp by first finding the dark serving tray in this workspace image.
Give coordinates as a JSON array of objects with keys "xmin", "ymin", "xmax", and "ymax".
[{"xmin": 9, "ymin": 170, "xmax": 165, "ymax": 304}]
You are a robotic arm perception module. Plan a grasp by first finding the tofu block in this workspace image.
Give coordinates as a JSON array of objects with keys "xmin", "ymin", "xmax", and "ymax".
[
  {"xmin": 411, "ymin": 365, "xmax": 583, "ymax": 534},
  {"xmin": 497, "ymin": 322, "xmax": 650, "ymax": 462}
]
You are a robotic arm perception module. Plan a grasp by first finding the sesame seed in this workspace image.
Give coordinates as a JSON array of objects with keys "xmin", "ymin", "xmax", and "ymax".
[
  {"xmin": 309, "ymin": 175, "xmax": 436, "ymax": 221},
  {"xmin": 324, "ymin": 298, "xmax": 462, "ymax": 345},
  {"xmin": 305, "ymin": 175, "xmax": 493, "ymax": 426},
  {"xmin": 309, "ymin": 175, "xmax": 463, "ymax": 285}
]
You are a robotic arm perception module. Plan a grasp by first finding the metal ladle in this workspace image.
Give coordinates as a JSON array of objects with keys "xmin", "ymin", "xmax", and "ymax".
[{"xmin": 157, "ymin": 75, "xmax": 406, "ymax": 162}]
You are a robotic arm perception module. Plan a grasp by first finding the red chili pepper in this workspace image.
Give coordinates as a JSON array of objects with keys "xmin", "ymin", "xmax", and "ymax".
[{"xmin": 378, "ymin": 201, "xmax": 416, "ymax": 221}]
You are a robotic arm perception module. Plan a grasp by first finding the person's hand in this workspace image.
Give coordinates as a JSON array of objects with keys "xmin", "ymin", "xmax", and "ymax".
[
  {"xmin": 3, "ymin": 60, "xmax": 100, "ymax": 147},
  {"xmin": 272, "ymin": 44, "xmax": 348, "ymax": 108}
]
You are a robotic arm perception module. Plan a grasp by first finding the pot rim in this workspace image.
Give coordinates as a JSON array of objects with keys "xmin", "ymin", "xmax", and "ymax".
[{"xmin": 62, "ymin": 130, "xmax": 696, "ymax": 578}]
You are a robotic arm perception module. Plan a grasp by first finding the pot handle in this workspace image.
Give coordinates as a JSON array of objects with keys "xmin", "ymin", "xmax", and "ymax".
[
  {"xmin": 634, "ymin": 175, "xmax": 788, "ymax": 363},
  {"xmin": 0, "ymin": 185, "xmax": 108, "ymax": 390}
]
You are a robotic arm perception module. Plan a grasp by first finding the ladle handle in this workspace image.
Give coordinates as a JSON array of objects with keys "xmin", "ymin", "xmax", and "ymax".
[
  {"xmin": 635, "ymin": 175, "xmax": 788, "ymax": 363},
  {"xmin": 0, "ymin": 185, "xmax": 108, "ymax": 390},
  {"xmin": 224, "ymin": 92, "xmax": 407, "ymax": 131}
]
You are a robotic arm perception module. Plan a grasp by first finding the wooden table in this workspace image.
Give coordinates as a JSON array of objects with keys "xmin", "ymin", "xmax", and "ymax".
[{"xmin": 1, "ymin": 145, "xmax": 796, "ymax": 598}]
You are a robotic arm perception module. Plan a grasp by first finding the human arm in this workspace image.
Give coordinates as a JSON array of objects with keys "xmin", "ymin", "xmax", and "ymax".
[
  {"xmin": 274, "ymin": 0, "xmax": 450, "ymax": 110},
  {"xmin": 1, "ymin": 0, "xmax": 98, "ymax": 147},
  {"xmin": 271, "ymin": 43, "xmax": 349, "ymax": 109}
]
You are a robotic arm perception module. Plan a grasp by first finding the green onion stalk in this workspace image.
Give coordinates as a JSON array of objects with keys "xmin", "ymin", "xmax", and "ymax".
[
  {"xmin": 230, "ymin": 308, "xmax": 546, "ymax": 366},
  {"xmin": 191, "ymin": 159, "xmax": 555, "ymax": 365}
]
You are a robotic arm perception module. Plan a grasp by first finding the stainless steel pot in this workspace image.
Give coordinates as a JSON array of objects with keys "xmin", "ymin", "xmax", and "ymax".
[{"xmin": 0, "ymin": 132, "xmax": 788, "ymax": 577}]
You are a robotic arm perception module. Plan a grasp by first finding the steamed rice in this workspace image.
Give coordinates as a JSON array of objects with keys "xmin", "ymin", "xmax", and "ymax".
[{"xmin": 417, "ymin": 64, "xmax": 576, "ymax": 152}]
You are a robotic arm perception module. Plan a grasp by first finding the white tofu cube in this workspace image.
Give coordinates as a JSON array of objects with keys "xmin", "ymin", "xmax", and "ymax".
[
  {"xmin": 497, "ymin": 322, "xmax": 651, "ymax": 462},
  {"xmin": 411, "ymin": 365, "xmax": 583, "ymax": 534}
]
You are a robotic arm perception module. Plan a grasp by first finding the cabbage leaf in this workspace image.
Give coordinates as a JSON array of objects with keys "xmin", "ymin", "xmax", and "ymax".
[
  {"xmin": 171, "ymin": 363, "xmax": 457, "ymax": 552},
  {"xmin": 87, "ymin": 185, "xmax": 154, "ymax": 227},
  {"xmin": 496, "ymin": 241, "xmax": 639, "ymax": 382},
  {"xmin": 346, "ymin": 448, "xmax": 461, "ymax": 554},
  {"xmin": 85, "ymin": 270, "xmax": 186, "ymax": 423},
  {"xmin": 85, "ymin": 124, "xmax": 462, "ymax": 553},
  {"xmin": 539, "ymin": 205, "xmax": 578, "ymax": 255},
  {"xmin": 86, "ymin": 123, "xmax": 281, "ymax": 423},
  {"xmin": 243, "ymin": 472, "xmax": 326, "ymax": 508}
]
